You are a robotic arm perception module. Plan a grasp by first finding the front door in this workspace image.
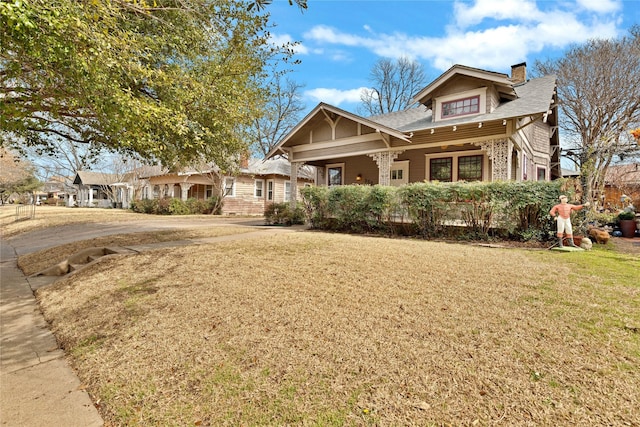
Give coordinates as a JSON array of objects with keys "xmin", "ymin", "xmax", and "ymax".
[{"xmin": 390, "ymin": 161, "xmax": 409, "ymax": 186}]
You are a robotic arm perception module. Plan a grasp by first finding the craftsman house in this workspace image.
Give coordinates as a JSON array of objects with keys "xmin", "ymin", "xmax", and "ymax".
[
  {"xmin": 73, "ymin": 171, "xmax": 117, "ymax": 208},
  {"xmin": 144, "ymin": 157, "xmax": 314, "ymax": 215},
  {"xmin": 266, "ymin": 63, "xmax": 561, "ymax": 203}
]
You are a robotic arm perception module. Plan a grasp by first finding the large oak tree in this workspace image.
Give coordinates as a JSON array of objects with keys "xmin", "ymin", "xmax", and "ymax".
[{"xmin": 1, "ymin": 0, "xmax": 303, "ymax": 170}]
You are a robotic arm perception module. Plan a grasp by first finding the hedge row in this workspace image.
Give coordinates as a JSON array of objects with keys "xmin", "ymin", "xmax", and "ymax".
[
  {"xmin": 299, "ymin": 180, "xmax": 574, "ymax": 241},
  {"xmin": 130, "ymin": 197, "xmax": 222, "ymax": 215}
]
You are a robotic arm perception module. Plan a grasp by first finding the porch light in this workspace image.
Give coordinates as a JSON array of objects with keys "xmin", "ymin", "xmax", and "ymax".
[
  {"xmin": 478, "ymin": 122, "xmax": 483, "ymax": 128},
  {"xmin": 502, "ymin": 120, "xmax": 507, "ymax": 125},
  {"xmin": 356, "ymin": 174, "xmax": 362, "ymax": 182},
  {"xmin": 431, "ymin": 129, "xmax": 435, "ymax": 134},
  {"xmin": 452, "ymin": 126, "xmax": 457, "ymax": 131}
]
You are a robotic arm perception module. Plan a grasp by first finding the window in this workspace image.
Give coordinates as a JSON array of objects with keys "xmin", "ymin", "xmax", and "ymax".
[
  {"xmin": 284, "ymin": 181, "xmax": 291, "ymax": 201},
  {"xmin": 205, "ymin": 185, "xmax": 213, "ymax": 199},
  {"xmin": 326, "ymin": 163, "xmax": 344, "ymax": 186},
  {"xmin": 458, "ymin": 155, "xmax": 483, "ymax": 181},
  {"xmin": 537, "ymin": 167, "xmax": 546, "ymax": 181},
  {"xmin": 430, "ymin": 157, "xmax": 453, "ymax": 182},
  {"xmin": 267, "ymin": 180, "xmax": 274, "ymax": 201},
  {"xmin": 441, "ymin": 95, "xmax": 480, "ymax": 118},
  {"xmin": 223, "ymin": 177, "xmax": 235, "ymax": 197},
  {"xmin": 391, "ymin": 170, "xmax": 402, "ymax": 180},
  {"xmin": 254, "ymin": 179, "xmax": 264, "ymax": 197},
  {"xmin": 523, "ymin": 154, "xmax": 528, "ymax": 181}
]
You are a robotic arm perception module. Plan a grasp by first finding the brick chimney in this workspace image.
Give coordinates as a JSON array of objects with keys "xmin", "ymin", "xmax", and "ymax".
[
  {"xmin": 240, "ymin": 152, "xmax": 249, "ymax": 169},
  {"xmin": 510, "ymin": 62, "xmax": 527, "ymax": 84}
]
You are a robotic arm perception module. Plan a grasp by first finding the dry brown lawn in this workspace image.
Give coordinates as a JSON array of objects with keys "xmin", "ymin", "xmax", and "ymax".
[{"xmin": 29, "ymin": 224, "xmax": 640, "ymax": 426}]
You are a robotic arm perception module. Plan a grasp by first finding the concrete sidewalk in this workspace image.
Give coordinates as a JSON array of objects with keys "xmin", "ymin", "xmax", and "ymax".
[
  {"xmin": 1, "ymin": 221, "xmax": 300, "ymax": 426},
  {"xmin": 1, "ymin": 239, "xmax": 103, "ymax": 427}
]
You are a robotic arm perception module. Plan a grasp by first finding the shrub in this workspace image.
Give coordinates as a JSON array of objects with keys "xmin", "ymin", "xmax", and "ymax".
[
  {"xmin": 264, "ymin": 202, "xmax": 305, "ymax": 225},
  {"xmin": 618, "ymin": 211, "xmax": 636, "ymax": 221},
  {"xmin": 301, "ymin": 179, "xmax": 573, "ymax": 242},
  {"xmin": 300, "ymin": 186, "xmax": 330, "ymax": 228},
  {"xmin": 185, "ymin": 198, "xmax": 209, "ymax": 214}
]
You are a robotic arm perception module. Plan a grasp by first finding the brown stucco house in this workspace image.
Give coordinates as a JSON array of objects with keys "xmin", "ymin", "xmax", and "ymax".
[
  {"xmin": 266, "ymin": 63, "xmax": 561, "ymax": 203},
  {"xmin": 144, "ymin": 158, "xmax": 314, "ymax": 215}
]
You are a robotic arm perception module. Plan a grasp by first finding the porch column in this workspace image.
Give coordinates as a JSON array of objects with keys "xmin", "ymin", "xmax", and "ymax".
[
  {"xmin": 477, "ymin": 139, "xmax": 512, "ymax": 181},
  {"xmin": 88, "ymin": 187, "xmax": 94, "ymax": 206},
  {"xmin": 369, "ymin": 151, "xmax": 403, "ymax": 186},
  {"xmin": 290, "ymin": 161, "xmax": 305, "ymax": 208},
  {"xmin": 179, "ymin": 183, "xmax": 193, "ymax": 201}
]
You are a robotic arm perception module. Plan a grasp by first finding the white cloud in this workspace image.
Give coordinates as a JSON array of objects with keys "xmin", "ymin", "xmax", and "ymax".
[
  {"xmin": 576, "ymin": 0, "xmax": 622, "ymax": 13},
  {"xmin": 453, "ymin": 0, "xmax": 544, "ymax": 28},
  {"xmin": 269, "ymin": 33, "xmax": 308, "ymax": 55},
  {"xmin": 302, "ymin": 0, "xmax": 622, "ymax": 72},
  {"xmin": 304, "ymin": 87, "xmax": 368, "ymax": 106}
]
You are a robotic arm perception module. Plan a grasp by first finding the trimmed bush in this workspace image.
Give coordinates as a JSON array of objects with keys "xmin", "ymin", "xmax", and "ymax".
[
  {"xmin": 264, "ymin": 202, "xmax": 305, "ymax": 225},
  {"xmin": 130, "ymin": 197, "xmax": 223, "ymax": 215},
  {"xmin": 300, "ymin": 179, "xmax": 573, "ymax": 242}
]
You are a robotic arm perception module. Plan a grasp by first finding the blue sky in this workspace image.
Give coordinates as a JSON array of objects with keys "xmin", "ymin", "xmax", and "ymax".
[{"xmin": 266, "ymin": 0, "xmax": 640, "ymax": 115}]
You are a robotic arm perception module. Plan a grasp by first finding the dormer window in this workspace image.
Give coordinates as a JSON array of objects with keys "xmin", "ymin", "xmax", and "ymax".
[
  {"xmin": 434, "ymin": 88, "xmax": 487, "ymax": 122},
  {"xmin": 441, "ymin": 95, "xmax": 479, "ymax": 118}
]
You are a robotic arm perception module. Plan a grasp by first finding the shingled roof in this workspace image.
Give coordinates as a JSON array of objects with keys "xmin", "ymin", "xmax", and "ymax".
[{"xmin": 368, "ymin": 74, "xmax": 557, "ymax": 133}]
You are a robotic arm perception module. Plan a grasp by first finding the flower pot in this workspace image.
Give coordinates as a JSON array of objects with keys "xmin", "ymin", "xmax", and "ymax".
[{"xmin": 619, "ymin": 219, "xmax": 636, "ymax": 238}]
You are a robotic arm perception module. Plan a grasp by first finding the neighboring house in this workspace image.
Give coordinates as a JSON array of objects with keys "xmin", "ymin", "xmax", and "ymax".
[
  {"xmin": 37, "ymin": 176, "xmax": 76, "ymax": 206},
  {"xmin": 266, "ymin": 63, "xmax": 561, "ymax": 203},
  {"xmin": 603, "ymin": 163, "xmax": 640, "ymax": 210},
  {"xmin": 73, "ymin": 171, "xmax": 115, "ymax": 208},
  {"xmin": 144, "ymin": 157, "xmax": 314, "ymax": 215}
]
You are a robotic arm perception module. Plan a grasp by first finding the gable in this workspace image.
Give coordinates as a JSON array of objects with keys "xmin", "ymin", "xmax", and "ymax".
[{"xmin": 412, "ymin": 64, "xmax": 515, "ymax": 107}]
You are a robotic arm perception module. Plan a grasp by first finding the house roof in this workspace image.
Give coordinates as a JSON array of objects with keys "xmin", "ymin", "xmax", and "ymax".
[
  {"xmin": 369, "ymin": 74, "xmax": 557, "ymax": 132},
  {"xmin": 605, "ymin": 163, "xmax": 640, "ymax": 184},
  {"xmin": 266, "ymin": 66, "xmax": 557, "ymax": 160},
  {"xmin": 245, "ymin": 158, "xmax": 315, "ymax": 180},
  {"xmin": 412, "ymin": 64, "xmax": 516, "ymax": 106},
  {"xmin": 73, "ymin": 171, "xmax": 116, "ymax": 186},
  {"xmin": 151, "ymin": 158, "xmax": 314, "ymax": 181},
  {"xmin": 265, "ymin": 102, "xmax": 413, "ymax": 159}
]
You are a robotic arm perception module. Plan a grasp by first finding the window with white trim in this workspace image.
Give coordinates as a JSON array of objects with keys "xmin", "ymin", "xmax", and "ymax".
[
  {"xmin": 284, "ymin": 181, "xmax": 291, "ymax": 201},
  {"xmin": 537, "ymin": 167, "xmax": 546, "ymax": 181},
  {"xmin": 267, "ymin": 180, "xmax": 274, "ymax": 201},
  {"xmin": 223, "ymin": 177, "xmax": 235, "ymax": 197},
  {"xmin": 254, "ymin": 179, "xmax": 264, "ymax": 197}
]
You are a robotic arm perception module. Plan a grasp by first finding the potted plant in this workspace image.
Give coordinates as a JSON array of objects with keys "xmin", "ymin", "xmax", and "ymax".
[{"xmin": 618, "ymin": 211, "xmax": 637, "ymax": 238}]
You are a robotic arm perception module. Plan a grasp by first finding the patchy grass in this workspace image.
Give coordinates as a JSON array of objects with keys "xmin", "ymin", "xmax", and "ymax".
[
  {"xmin": 35, "ymin": 231, "xmax": 640, "ymax": 426},
  {"xmin": 0, "ymin": 205, "xmax": 257, "ymax": 238},
  {"xmin": 0, "ymin": 206, "xmax": 151, "ymax": 237},
  {"xmin": 18, "ymin": 227, "xmax": 254, "ymax": 276}
]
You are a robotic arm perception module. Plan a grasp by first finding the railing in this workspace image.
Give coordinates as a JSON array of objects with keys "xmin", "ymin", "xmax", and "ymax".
[{"xmin": 15, "ymin": 204, "xmax": 36, "ymax": 221}]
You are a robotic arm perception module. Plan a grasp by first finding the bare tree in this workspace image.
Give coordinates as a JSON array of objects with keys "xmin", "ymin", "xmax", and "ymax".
[
  {"xmin": 24, "ymin": 139, "xmax": 105, "ymax": 181},
  {"xmin": 250, "ymin": 75, "xmax": 306, "ymax": 157},
  {"xmin": 358, "ymin": 56, "xmax": 428, "ymax": 116},
  {"xmin": 535, "ymin": 26, "xmax": 640, "ymax": 204}
]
